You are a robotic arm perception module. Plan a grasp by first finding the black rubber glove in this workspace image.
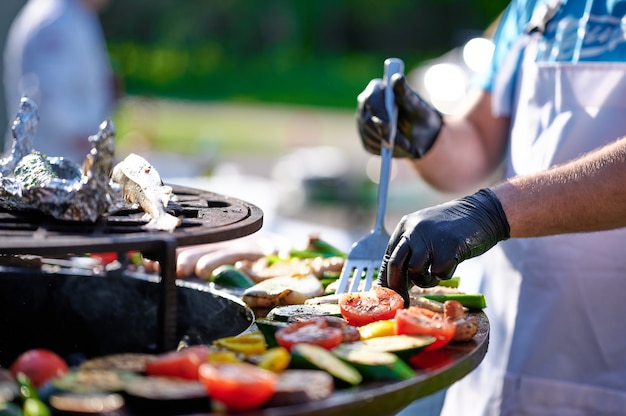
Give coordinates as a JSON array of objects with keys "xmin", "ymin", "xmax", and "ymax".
[
  {"xmin": 379, "ymin": 189, "xmax": 510, "ymax": 306},
  {"xmin": 357, "ymin": 73, "xmax": 443, "ymax": 158}
]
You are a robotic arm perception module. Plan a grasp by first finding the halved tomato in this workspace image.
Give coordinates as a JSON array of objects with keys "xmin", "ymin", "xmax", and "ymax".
[
  {"xmin": 198, "ymin": 362, "xmax": 277, "ymax": 411},
  {"xmin": 145, "ymin": 345, "xmax": 210, "ymax": 380},
  {"xmin": 10, "ymin": 348, "xmax": 69, "ymax": 388},
  {"xmin": 338, "ymin": 287, "xmax": 404, "ymax": 326},
  {"xmin": 274, "ymin": 318, "xmax": 343, "ymax": 351},
  {"xmin": 394, "ymin": 307, "xmax": 456, "ymax": 350}
]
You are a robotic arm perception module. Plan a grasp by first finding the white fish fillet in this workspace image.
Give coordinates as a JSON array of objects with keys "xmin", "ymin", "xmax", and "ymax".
[
  {"xmin": 242, "ymin": 274, "xmax": 324, "ymax": 308},
  {"xmin": 111, "ymin": 153, "xmax": 181, "ymax": 232}
]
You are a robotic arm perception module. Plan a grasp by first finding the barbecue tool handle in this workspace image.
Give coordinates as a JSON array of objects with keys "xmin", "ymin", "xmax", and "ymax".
[{"xmin": 374, "ymin": 58, "xmax": 405, "ymax": 232}]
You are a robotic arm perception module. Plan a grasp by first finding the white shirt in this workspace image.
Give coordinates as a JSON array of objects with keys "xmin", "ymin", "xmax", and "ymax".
[{"xmin": 3, "ymin": 0, "xmax": 114, "ymax": 165}]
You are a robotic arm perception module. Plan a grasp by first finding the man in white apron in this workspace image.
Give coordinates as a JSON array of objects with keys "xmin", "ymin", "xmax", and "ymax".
[{"xmin": 357, "ymin": 0, "xmax": 626, "ymax": 414}]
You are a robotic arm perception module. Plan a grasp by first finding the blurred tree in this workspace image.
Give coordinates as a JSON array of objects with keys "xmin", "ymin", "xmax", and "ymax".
[{"xmin": 100, "ymin": 0, "xmax": 507, "ymax": 107}]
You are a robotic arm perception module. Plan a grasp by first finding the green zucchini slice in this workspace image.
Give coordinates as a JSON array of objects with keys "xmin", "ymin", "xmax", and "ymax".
[{"xmin": 290, "ymin": 343, "xmax": 362, "ymax": 386}]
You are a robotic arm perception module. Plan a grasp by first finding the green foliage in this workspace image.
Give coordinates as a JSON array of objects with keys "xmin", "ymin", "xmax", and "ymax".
[{"xmin": 101, "ymin": 0, "xmax": 509, "ymax": 108}]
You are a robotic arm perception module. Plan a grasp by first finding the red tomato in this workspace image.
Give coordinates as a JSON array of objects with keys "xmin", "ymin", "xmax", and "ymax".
[
  {"xmin": 198, "ymin": 362, "xmax": 277, "ymax": 411},
  {"xmin": 274, "ymin": 319, "xmax": 343, "ymax": 351},
  {"xmin": 89, "ymin": 252, "xmax": 118, "ymax": 264},
  {"xmin": 338, "ymin": 287, "xmax": 405, "ymax": 326},
  {"xmin": 10, "ymin": 348, "xmax": 69, "ymax": 387},
  {"xmin": 395, "ymin": 307, "xmax": 456, "ymax": 350},
  {"xmin": 145, "ymin": 344, "xmax": 210, "ymax": 380}
]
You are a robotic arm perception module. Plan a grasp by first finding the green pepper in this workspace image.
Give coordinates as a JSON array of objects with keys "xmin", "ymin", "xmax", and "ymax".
[{"xmin": 307, "ymin": 236, "xmax": 346, "ymax": 258}]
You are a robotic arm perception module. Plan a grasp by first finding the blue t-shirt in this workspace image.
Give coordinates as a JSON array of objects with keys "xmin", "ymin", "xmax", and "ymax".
[{"xmin": 476, "ymin": 0, "xmax": 626, "ymax": 92}]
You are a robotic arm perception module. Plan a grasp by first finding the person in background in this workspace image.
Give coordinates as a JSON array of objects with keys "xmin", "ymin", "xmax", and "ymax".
[
  {"xmin": 3, "ymin": 0, "xmax": 117, "ymax": 165},
  {"xmin": 357, "ymin": 0, "xmax": 626, "ymax": 415}
]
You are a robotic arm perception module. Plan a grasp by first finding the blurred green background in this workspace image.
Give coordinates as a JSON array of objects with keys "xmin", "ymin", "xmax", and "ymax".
[{"xmin": 100, "ymin": 0, "xmax": 506, "ymax": 108}]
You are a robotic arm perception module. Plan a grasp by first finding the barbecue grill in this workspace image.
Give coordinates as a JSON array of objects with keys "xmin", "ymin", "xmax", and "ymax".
[
  {"xmin": 0, "ymin": 183, "xmax": 490, "ymax": 416},
  {"xmin": 0, "ymin": 184, "xmax": 263, "ymax": 365}
]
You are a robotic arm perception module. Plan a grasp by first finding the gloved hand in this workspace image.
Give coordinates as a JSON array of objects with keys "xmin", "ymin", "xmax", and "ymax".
[
  {"xmin": 357, "ymin": 73, "xmax": 443, "ymax": 158},
  {"xmin": 379, "ymin": 188, "xmax": 510, "ymax": 306}
]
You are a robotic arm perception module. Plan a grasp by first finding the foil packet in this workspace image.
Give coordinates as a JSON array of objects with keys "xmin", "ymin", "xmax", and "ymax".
[{"xmin": 0, "ymin": 97, "xmax": 122, "ymax": 222}]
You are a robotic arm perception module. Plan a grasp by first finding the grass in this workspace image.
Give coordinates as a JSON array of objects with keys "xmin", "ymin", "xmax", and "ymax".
[{"xmin": 112, "ymin": 96, "xmax": 362, "ymax": 163}]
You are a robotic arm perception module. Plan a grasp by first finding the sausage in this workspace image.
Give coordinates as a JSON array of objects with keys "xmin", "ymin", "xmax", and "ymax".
[
  {"xmin": 194, "ymin": 249, "xmax": 266, "ymax": 280},
  {"xmin": 443, "ymin": 300, "xmax": 465, "ymax": 320},
  {"xmin": 178, "ymin": 233, "xmax": 284, "ymax": 279},
  {"xmin": 452, "ymin": 315, "xmax": 479, "ymax": 342},
  {"xmin": 443, "ymin": 300, "xmax": 478, "ymax": 341},
  {"xmin": 176, "ymin": 242, "xmax": 231, "ymax": 278}
]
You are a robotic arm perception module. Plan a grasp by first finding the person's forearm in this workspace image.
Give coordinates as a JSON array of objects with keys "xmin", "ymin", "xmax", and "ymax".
[
  {"xmin": 409, "ymin": 90, "xmax": 509, "ymax": 192},
  {"xmin": 492, "ymin": 137, "xmax": 626, "ymax": 238}
]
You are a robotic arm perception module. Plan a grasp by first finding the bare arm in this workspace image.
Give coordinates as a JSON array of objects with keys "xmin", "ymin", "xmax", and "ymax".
[
  {"xmin": 493, "ymin": 137, "xmax": 626, "ymax": 237},
  {"xmin": 409, "ymin": 89, "xmax": 511, "ymax": 193},
  {"xmin": 380, "ymin": 136, "xmax": 626, "ymax": 297}
]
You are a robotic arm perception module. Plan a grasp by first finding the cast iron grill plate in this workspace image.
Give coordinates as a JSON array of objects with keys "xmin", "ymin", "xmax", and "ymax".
[{"xmin": 0, "ymin": 184, "xmax": 263, "ymax": 255}]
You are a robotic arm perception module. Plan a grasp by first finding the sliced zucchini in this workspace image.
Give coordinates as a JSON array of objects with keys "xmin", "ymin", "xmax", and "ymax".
[
  {"xmin": 358, "ymin": 335, "xmax": 435, "ymax": 361},
  {"xmin": 265, "ymin": 303, "xmax": 342, "ymax": 322},
  {"xmin": 52, "ymin": 370, "xmax": 138, "ymax": 394},
  {"xmin": 422, "ymin": 293, "xmax": 487, "ymax": 310},
  {"xmin": 289, "ymin": 343, "xmax": 362, "ymax": 386},
  {"xmin": 332, "ymin": 344, "xmax": 416, "ymax": 381},
  {"xmin": 255, "ymin": 318, "xmax": 289, "ymax": 348}
]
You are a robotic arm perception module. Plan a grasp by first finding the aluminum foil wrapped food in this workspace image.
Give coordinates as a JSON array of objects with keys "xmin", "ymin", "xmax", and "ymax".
[{"xmin": 0, "ymin": 96, "xmax": 122, "ymax": 222}]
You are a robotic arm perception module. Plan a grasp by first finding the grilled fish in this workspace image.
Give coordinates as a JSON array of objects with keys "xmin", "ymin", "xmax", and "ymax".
[
  {"xmin": 111, "ymin": 153, "xmax": 181, "ymax": 232},
  {"xmin": 241, "ymin": 273, "xmax": 325, "ymax": 309}
]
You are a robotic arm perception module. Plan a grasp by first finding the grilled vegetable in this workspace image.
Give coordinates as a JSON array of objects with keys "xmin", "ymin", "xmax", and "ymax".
[
  {"xmin": 255, "ymin": 318, "xmax": 289, "ymax": 348},
  {"xmin": 49, "ymin": 392, "xmax": 125, "ymax": 415},
  {"xmin": 124, "ymin": 376, "xmax": 210, "ymax": 415},
  {"xmin": 255, "ymin": 347, "xmax": 291, "ymax": 373},
  {"xmin": 197, "ymin": 362, "xmax": 277, "ymax": 412},
  {"xmin": 210, "ymin": 264, "xmax": 255, "ymax": 288},
  {"xmin": 265, "ymin": 369, "xmax": 334, "ymax": 407},
  {"xmin": 357, "ymin": 319, "xmax": 396, "ymax": 340},
  {"xmin": 9, "ymin": 348, "xmax": 68, "ymax": 388},
  {"xmin": 265, "ymin": 304, "xmax": 342, "ymax": 322},
  {"xmin": 338, "ymin": 287, "xmax": 404, "ymax": 327},
  {"xmin": 395, "ymin": 308, "xmax": 456, "ymax": 351},
  {"xmin": 213, "ymin": 331, "xmax": 267, "ymax": 356},
  {"xmin": 275, "ymin": 319, "xmax": 343, "ymax": 351},
  {"xmin": 144, "ymin": 345, "xmax": 210, "ymax": 380},
  {"xmin": 332, "ymin": 345, "xmax": 416, "ymax": 381},
  {"xmin": 52, "ymin": 370, "xmax": 136, "ymax": 394},
  {"xmin": 289, "ymin": 343, "xmax": 362, "ymax": 386},
  {"xmin": 421, "ymin": 293, "xmax": 487, "ymax": 310},
  {"xmin": 357, "ymin": 335, "xmax": 436, "ymax": 362},
  {"xmin": 79, "ymin": 353, "xmax": 155, "ymax": 373}
]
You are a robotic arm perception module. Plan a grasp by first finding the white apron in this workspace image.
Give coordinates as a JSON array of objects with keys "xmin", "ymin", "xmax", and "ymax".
[{"xmin": 440, "ymin": 22, "xmax": 626, "ymax": 416}]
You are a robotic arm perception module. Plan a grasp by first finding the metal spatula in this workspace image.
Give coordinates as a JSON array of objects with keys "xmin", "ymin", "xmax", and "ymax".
[{"xmin": 335, "ymin": 57, "xmax": 404, "ymax": 294}]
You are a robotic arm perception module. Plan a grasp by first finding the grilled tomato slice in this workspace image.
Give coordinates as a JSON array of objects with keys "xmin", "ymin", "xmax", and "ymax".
[
  {"xmin": 274, "ymin": 318, "xmax": 343, "ymax": 351},
  {"xmin": 198, "ymin": 362, "xmax": 277, "ymax": 411},
  {"xmin": 338, "ymin": 287, "xmax": 404, "ymax": 326},
  {"xmin": 395, "ymin": 306, "xmax": 456, "ymax": 350}
]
